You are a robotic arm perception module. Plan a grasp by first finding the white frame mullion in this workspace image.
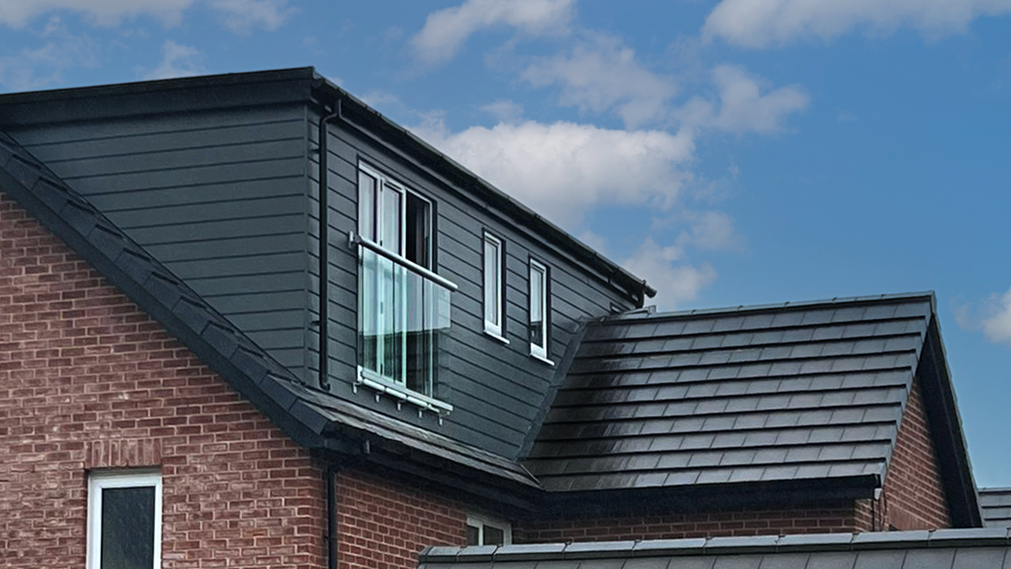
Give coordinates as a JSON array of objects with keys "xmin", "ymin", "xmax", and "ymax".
[{"xmin": 87, "ymin": 470, "xmax": 162, "ymax": 569}]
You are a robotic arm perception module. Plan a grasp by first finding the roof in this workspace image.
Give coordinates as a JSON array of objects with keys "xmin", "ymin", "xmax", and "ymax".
[
  {"xmin": 418, "ymin": 529, "xmax": 1011, "ymax": 569},
  {"xmin": 523, "ymin": 294, "xmax": 980, "ymax": 524},
  {"xmin": 0, "ymin": 67, "xmax": 654, "ymax": 306},
  {"xmin": 981, "ymin": 488, "xmax": 1011, "ymax": 528},
  {"xmin": 526, "ymin": 294, "xmax": 933, "ymax": 493},
  {"xmin": 0, "ymin": 125, "xmax": 539, "ymax": 499}
]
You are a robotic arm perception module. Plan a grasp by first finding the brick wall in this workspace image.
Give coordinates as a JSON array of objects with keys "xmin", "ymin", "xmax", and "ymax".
[
  {"xmin": 0, "ymin": 194, "xmax": 327, "ymax": 567},
  {"xmin": 335, "ymin": 468, "xmax": 467, "ymax": 569},
  {"xmin": 879, "ymin": 375, "xmax": 952, "ymax": 530},
  {"xmin": 514, "ymin": 501, "xmax": 865, "ymax": 542}
]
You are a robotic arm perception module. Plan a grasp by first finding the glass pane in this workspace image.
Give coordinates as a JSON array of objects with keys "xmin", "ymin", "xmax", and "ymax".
[
  {"xmin": 380, "ymin": 185, "xmax": 402, "ymax": 254},
  {"xmin": 484, "ymin": 239, "xmax": 499, "ymax": 326},
  {"xmin": 100, "ymin": 486, "xmax": 155, "ymax": 569},
  {"xmin": 466, "ymin": 525, "xmax": 480, "ymax": 546},
  {"xmin": 358, "ymin": 171, "xmax": 376, "ymax": 240},
  {"xmin": 358, "ymin": 246, "xmax": 451, "ymax": 395},
  {"xmin": 483, "ymin": 525, "xmax": 505, "ymax": 546},
  {"xmin": 529, "ymin": 264, "xmax": 544, "ymax": 348}
]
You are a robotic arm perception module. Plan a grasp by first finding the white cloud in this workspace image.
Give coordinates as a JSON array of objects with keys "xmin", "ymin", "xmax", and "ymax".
[
  {"xmin": 411, "ymin": 0, "xmax": 575, "ymax": 64},
  {"xmin": 143, "ymin": 40, "xmax": 204, "ymax": 80},
  {"xmin": 480, "ymin": 99, "xmax": 525, "ymax": 123},
  {"xmin": 415, "ymin": 118, "xmax": 694, "ymax": 228},
  {"xmin": 0, "ymin": 18, "xmax": 97, "ymax": 90},
  {"xmin": 621, "ymin": 238, "xmax": 717, "ymax": 310},
  {"xmin": 209, "ymin": 0, "xmax": 293, "ymax": 33},
  {"xmin": 676, "ymin": 210, "xmax": 741, "ymax": 252},
  {"xmin": 677, "ymin": 65, "xmax": 809, "ymax": 134},
  {"xmin": 982, "ymin": 287, "xmax": 1011, "ymax": 347},
  {"xmin": 522, "ymin": 34, "xmax": 678, "ymax": 128},
  {"xmin": 0, "ymin": 0, "xmax": 196, "ymax": 28},
  {"xmin": 703, "ymin": 0, "xmax": 1011, "ymax": 48}
]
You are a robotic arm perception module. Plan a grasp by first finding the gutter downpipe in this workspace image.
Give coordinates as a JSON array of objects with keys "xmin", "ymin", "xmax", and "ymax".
[
  {"xmin": 317, "ymin": 99, "xmax": 341, "ymax": 391},
  {"xmin": 326, "ymin": 463, "xmax": 339, "ymax": 569}
]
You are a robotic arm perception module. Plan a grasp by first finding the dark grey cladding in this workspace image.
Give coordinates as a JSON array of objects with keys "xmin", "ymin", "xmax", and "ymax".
[{"xmin": 525, "ymin": 294, "xmax": 935, "ymax": 492}]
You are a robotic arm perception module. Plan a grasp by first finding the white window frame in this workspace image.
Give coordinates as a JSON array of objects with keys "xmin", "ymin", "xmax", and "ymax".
[
  {"xmin": 466, "ymin": 514, "xmax": 512, "ymax": 546},
  {"xmin": 528, "ymin": 258, "xmax": 549, "ymax": 362},
  {"xmin": 87, "ymin": 470, "xmax": 163, "ymax": 569},
  {"xmin": 482, "ymin": 232, "xmax": 506, "ymax": 341}
]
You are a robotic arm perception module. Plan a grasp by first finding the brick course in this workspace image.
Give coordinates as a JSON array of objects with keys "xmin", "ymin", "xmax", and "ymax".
[
  {"xmin": 0, "ymin": 194, "xmax": 327, "ymax": 568},
  {"xmin": 878, "ymin": 375, "xmax": 952, "ymax": 530},
  {"xmin": 514, "ymin": 502, "xmax": 867, "ymax": 542},
  {"xmin": 336, "ymin": 469, "xmax": 467, "ymax": 569}
]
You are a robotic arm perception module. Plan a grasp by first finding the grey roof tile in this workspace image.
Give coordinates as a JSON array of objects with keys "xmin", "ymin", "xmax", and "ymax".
[{"xmin": 527, "ymin": 296, "xmax": 933, "ymax": 491}]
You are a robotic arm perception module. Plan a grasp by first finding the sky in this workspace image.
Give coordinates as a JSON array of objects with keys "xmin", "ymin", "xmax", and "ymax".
[{"xmin": 1, "ymin": 0, "xmax": 1010, "ymax": 487}]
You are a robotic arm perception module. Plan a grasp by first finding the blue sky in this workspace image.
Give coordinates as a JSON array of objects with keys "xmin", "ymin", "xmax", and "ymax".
[{"xmin": 2, "ymin": 0, "xmax": 1011, "ymax": 486}]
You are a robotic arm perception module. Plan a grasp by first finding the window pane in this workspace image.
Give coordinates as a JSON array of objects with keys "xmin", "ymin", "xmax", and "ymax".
[
  {"xmin": 483, "ymin": 525, "xmax": 505, "ymax": 546},
  {"xmin": 101, "ymin": 486, "xmax": 155, "ymax": 569},
  {"xmin": 358, "ymin": 171, "xmax": 376, "ymax": 240},
  {"xmin": 529, "ymin": 263, "xmax": 545, "ymax": 349},
  {"xmin": 484, "ymin": 238, "xmax": 500, "ymax": 327},
  {"xmin": 466, "ymin": 525, "xmax": 481, "ymax": 546}
]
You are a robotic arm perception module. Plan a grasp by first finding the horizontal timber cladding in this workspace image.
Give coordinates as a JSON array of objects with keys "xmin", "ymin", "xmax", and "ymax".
[
  {"xmin": 306, "ymin": 114, "xmax": 637, "ymax": 459},
  {"xmin": 5, "ymin": 103, "xmax": 313, "ymax": 381}
]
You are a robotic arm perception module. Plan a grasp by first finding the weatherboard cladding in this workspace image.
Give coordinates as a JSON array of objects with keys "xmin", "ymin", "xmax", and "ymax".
[
  {"xmin": 0, "ymin": 123, "xmax": 537, "ymax": 494},
  {"xmin": 305, "ymin": 112, "xmax": 637, "ymax": 458},
  {"xmin": 525, "ymin": 295, "xmax": 933, "ymax": 492},
  {"xmin": 418, "ymin": 529, "xmax": 1011, "ymax": 569},
  {"xmin": 980, "ymin": 489, "xmax": 1011, "ymax": 528},
  {"xmin": 2, "ymin": 104, "xmax": 313, "ymax": 381}
]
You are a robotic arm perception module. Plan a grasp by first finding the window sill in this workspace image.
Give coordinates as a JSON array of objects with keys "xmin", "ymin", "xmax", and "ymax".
[
  {"xmin": 356, "ymin": 369, "xmax": 454, "ymax": 416},
  {"xmin": 483, "ymin": 329, "xmax": 510, "ymax": 345},
  {"xmin": 529, "ymin": 352, "xmax": 555, "ymax": 367}
]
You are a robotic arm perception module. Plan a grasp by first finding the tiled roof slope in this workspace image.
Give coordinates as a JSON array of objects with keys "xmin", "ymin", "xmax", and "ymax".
[
  {"xmin": 0, "ymin": 129, "xmax": 538, "ymax": 493},
  {"xmin": 980, "ymin": 488, "xmax": 1011, "ymax": 528},
  {"xmin": 525, "ymin": 294, "xmax": 934, "ymax": 492},
  {"xmin": 418, "ymin": 529, "xmax": 1011, "ymax": 569}
]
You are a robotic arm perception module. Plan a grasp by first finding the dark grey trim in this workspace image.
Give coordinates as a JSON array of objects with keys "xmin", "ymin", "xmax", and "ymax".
[{"xmin": 420, "ymin": 528, "xmax": 1011, "ymax": 569}]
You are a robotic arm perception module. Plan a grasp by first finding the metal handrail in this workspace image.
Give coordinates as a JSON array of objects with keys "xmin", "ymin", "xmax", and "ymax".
[{"xmin": 349, "ymin": 231, "xmax": 459, "ymax": 292}]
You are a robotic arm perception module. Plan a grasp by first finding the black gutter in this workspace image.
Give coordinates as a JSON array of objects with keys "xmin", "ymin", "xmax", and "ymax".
[{"xmin": 316, "ymin": 100, "xmax": 341, "ymax": 391}]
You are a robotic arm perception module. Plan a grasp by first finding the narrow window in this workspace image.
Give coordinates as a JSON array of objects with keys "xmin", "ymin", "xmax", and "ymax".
[
  {"xmin": 483, "ymin": 233, "xmax": 504, "ymax": 338},
  {"xmin": 466, "ymin": 515, "xmax": 512, "ymax": 546},
  {"xmin": 528, "ymin": 259, "xmax": 549, "ymax": 360},
  {"xmin": 87, "ymin": 471, "xmax": 162, "ymax": 569}
]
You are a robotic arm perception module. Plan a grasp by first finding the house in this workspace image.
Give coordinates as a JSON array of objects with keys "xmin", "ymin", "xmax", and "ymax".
[{"xmin": 0, "ymin": 68, "xmax": 985, "ymax": 569}]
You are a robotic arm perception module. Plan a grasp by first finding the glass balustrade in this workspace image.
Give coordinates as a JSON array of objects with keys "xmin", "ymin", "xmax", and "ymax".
[{"xmin": 357, "ymin": 243, "xmax": 452, "ymax": 398}]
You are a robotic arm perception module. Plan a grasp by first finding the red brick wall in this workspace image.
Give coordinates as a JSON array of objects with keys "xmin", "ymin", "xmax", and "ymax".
[
  {"xmin": 0, "ymin": 194, "xmax": 326, "ymax": 567},
  {"xmin": 879, "ymin": 376, "xmax": 952, "ymax": 530},
  {"xmin": 514, "ymin": 501, "xmax": 865, "ymax": 542},
  {"xmin": 336, "ymin": 468, "xmax": 467, "ymax": 569}
]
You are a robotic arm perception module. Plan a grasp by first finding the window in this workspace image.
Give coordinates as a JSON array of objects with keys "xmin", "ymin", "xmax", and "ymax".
[
  {"xmin": 466, "ymin": 515, "xmax": 511, "ymax": 546},
  {"xmin": 87, "ymin": 471, "xmax": 162, "ymax": 569},
  {"xmin": 483, "ymin": 232, "xmax": 505, "ymax": 339},
  {"xmin": 357, "ymin": 163, "xmax": 453, "ymax": 405},
  {"xmin": 528, "ymin": 258, "xmax": 549, "ymax": 361}
]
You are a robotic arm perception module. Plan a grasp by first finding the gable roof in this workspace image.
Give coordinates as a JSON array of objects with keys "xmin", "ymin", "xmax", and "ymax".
[
  {"xmin": 980, "ymin": 488, "xmax": 1011, "ymax": 528},
  {"xmin": 524, "ymin": 293, "xmax": 980, "ymax": 523},
  {"xmin": 0, "ymin": 126, "xmax": 540, "ymax": 503},
  {"xmin": 418, "ymin": 529, "xmax": 1011, "ymax": 569}
]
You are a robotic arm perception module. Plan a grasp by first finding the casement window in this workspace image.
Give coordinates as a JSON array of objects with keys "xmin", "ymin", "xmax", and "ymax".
[
  {"xmin": 87, "ymin": 471, "xmax": 162, "ymax": 569},
  {"xmin": 528, "ymin": 258, "xmax": 549, "ymax": 361},
  {"xmin": 356, "ymin": 163, "xmax": 454, "ymax": 411},
  {"xmin": 482, "ymin": 232, "xmax": 505, "ymax": 339},
  {"xmin": 466, "ymin": 515, "xmax": 512, "ymax": 546}
]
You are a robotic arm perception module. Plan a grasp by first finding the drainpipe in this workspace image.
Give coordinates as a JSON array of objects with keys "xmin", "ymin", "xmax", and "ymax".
[
  {"xmin": 326, "ymin": 463, "xmax": 339, "ymax": 569},
  {"xmin": 317, "ymin": 100, "xmax": 341, "ymax": 391}
]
